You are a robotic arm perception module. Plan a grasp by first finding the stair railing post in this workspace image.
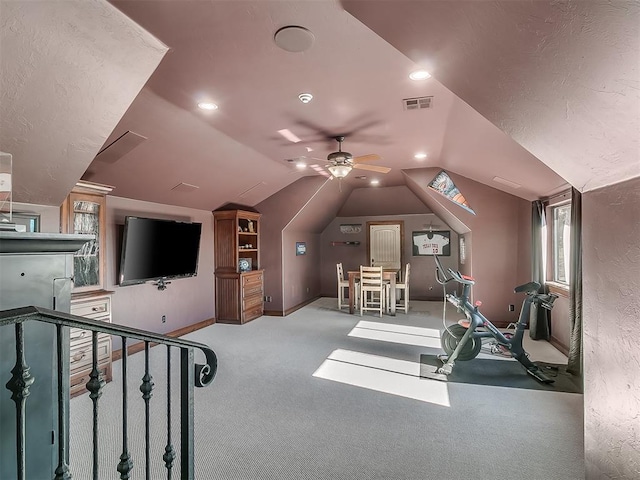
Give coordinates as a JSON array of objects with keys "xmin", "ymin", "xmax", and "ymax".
[{"xmin": 180, "ymin": 347, "xmax": 195, "ymax": 480}]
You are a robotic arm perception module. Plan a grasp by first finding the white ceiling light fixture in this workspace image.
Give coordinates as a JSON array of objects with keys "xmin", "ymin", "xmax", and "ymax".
[
  {"xmin": 370, "ymin": 179, "xmax": 380, "ymax": 186},
  {"xmin": 414, "ymin": 152, "xmax": 427, "ymax": 160},
  {"xmin": 409, "ymin": 69, "xmax": 431, "ymax": 80},
  {"xmin": 197, "ymin": 102, "xmax": 218, "ymax": 110},
  {"xmin": 295, "ymin": 161, "xmax": 306, "ymax": 169},
  {"xmin": 327, "ymin": 164, "xmax": 352, "ymax": 179},
  {"xmin": 298, "ymin": 93, "xmax": 313, "ymax": 104},
  {"xmin": 274, "ymin": 26, "xmax": 315, "ymax": 53}
]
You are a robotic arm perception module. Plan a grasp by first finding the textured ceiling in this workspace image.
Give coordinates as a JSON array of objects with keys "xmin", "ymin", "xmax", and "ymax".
[{"xmin": 2, "ymin": 1, "xmax": 637, "ymax": 211}]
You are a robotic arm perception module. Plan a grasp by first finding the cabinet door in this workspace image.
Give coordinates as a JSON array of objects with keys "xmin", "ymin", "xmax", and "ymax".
[{"xmin": 67, "ymin": 193, "xmax": 105, "ymax": 291}]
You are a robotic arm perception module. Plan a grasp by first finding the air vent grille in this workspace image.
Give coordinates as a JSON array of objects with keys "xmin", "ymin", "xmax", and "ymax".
[{"xmin": 402, "ymin": 96, "xmax": 433, "ymax": 110}]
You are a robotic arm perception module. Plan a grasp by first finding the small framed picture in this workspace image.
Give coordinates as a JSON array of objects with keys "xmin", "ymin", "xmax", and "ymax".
[{"xmin": 296, "ymin": 242, "xmax": 306, "ymax": 256}]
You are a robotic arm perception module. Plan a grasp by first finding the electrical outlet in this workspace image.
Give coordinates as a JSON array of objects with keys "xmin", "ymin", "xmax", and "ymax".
[
  {"xmin": 508, "ymin": 304, "xmax": 515, "ymax": 312},
  {"xmin": 162, "ymin": 314, "xmax": 166, "ymax": 323}
]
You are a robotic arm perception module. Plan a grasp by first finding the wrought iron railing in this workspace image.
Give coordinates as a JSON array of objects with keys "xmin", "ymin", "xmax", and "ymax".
[{"xmin": 0, "ymin": 306, "xmax": 217, "ymax": 480}]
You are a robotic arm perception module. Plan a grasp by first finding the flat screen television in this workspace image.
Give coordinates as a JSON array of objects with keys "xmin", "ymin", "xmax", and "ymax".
[{"xmin": 118, "ymin": 216, "xmax": 202, "ymax": 286}]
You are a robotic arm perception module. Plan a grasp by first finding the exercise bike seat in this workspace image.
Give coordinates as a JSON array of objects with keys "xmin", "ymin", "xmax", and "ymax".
[{"xmin": 514, "ymin": 281, "xmax": 541, "ymax": 294}]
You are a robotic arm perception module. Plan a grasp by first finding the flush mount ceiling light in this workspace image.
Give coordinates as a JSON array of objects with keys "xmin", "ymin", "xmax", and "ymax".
[
  {"xmin": 414, "ymin": 152, "xmax": 427, "ymax": 160},
  {"xmin": 370, "ymin": 179, "xmax": 380, "ymax": 186},
  {"xmin": 198, "ymin": 102, "xmax": 218, "ymax": 110},
  {"xmin": 327, "ymin": 164, "xmax": 352, "ymax": 179},
  {"xmin": 409, "ymin": 69, "xmax": 431, "ymax": 80},
  {"xmin": 274, "ymin": 26, "xmax": 315, "ymax": 53},
  {"xmin": 298, "ymin": 93, "xmax": 313, "ymax": 104},
  {"xmin": 295, "ymin": 161, "xmax": 306, "ymax": 169}
]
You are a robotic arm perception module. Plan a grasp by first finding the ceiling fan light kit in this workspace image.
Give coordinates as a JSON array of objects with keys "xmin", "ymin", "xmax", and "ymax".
[
  {"xmin": 327, "ymin": 164, "xmax": 352, "ymax": 178},
  {"xmin": 323, "ymin": 135, "xmax": 391, "ymax": 178}
]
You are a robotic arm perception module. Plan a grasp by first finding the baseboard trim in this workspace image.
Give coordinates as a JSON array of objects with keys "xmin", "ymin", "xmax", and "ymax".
[
  {"xmin": 112, "ymin": 317, "xmax": 215, "ymax": 361},
  {"xmin": 284, "ymin": 296, "xmax": 320, "ymax": 316},
  {"xmin": 263, "ymin": 296, "xmax": 320, "ymax": 317},
  {"xmin": 549, "ymin": 335, "xmax": 569, "ymax": 356}
]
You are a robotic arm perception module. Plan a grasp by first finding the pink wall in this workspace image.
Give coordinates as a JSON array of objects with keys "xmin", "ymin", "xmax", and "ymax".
[
  {"xmin": 105, "ymin": 196, "xmax": 215, "ymax": 348},
  {"xmin": 338, "ymin": 185, "xmax": 431, "ymax": 216},
  {"xmin": 405, "ymin": 167, "xmax": 531, "ymax": 324},
  {"xmin": 282, "ymin": 231, "xmax": 321, "ymax": 310},
  {"xmin": 257, "ymin": 177, "xmax": 351, "ymax": 313},
  {"xmin": 582, "ymin": 177, "xmax": 640, "ymax": 479}
]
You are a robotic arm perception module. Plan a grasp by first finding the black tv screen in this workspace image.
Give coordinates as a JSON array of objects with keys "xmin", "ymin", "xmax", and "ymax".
[{"xmin": 119, "ymin": 216, "xmax": 202, "ymax": 286}]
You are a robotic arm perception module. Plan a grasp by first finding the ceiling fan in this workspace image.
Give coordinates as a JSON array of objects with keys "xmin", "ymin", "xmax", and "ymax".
[{"xmin": 324, "ymin": 136, "xmax": 391, "ymax": 179}]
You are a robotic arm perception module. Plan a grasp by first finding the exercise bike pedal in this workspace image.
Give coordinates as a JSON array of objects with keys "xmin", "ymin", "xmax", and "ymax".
[{"xmin": 526, "ymin": 366, "xmax": 555, "ymax": 384}]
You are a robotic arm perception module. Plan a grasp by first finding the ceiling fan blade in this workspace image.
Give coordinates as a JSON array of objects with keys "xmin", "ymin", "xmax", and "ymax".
[
  {"xmin": 353, "ymin": 164, "xmax": 391, "ymax": 174},
  {"xmin": 353, "ymin": 154, "xmax": 381, "ymax": 164}
]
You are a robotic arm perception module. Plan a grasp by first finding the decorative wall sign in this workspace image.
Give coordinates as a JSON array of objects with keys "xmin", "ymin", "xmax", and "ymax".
[
  {"xmin": 412, "ymin": 230, "xmax": 451, "ymax": 256},
  {"xmin": 296, "ymin": 242, "xmax": 306, "ymax": 255},
  {"xmin": 340, "ymin": 224, "xmax": 362, "ymax": 234},
  {"xmin": 427, "ymin": 170, "xmax": 476, "ymax": 215}
]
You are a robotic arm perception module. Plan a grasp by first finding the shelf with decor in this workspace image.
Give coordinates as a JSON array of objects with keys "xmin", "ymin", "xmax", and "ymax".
[{"xmin": 213, "ymin": 209, "xmax": 263, "ymax": 324}]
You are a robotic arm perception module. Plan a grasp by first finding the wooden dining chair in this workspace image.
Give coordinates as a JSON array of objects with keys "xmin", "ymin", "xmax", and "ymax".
[
  {"xmin": 388, "ymin": 263, "xmax": 410, "ymax": 313},
  {"xmin": 359, "ymin": 265, "xmax": 385, "ymax": 317},
  {"xmin": 336, "ymin": 263, "xmax": 350, "ymax": 309}
]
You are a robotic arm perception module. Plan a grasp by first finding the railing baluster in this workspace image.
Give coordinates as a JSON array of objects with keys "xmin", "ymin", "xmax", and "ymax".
[
  {"xmin": 0, "ymin": 307, "xmax": 217, "ymax": 480},
  {"xmin": 54, "ymin": 324, "xmax": 72, "ymax": 480},
  {"xmin": 5, "ymin": 322, "xmax": 35, "ymax": 480},
  {"xmin": 140, "ymin": 341, "xmax": 154, "ymax": 480},
  {"xmin": 163, "ymin": 345, "xmax": 175, "ymax": 479},
  {"xmin": 117, "ymin": 336, "xmax": 133, "ymax": 479},
  {"xmin": 180, "ymin": 347, "xmax": 195, "ymax": 480},
  {"xmin": 86, "ymin": 331, "xmax": 105, "ymax": 480}
]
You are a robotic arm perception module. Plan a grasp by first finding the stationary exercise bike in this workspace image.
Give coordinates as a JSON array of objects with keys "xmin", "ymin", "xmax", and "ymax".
[{"xmin": 433, "ymin": 256, "xmax": 558, "ymax": 384}]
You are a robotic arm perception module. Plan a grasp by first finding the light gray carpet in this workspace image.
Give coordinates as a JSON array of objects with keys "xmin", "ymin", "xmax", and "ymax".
[{"xmin": 70, "ymin": 298, "xmax": 584, "ymax": 479}]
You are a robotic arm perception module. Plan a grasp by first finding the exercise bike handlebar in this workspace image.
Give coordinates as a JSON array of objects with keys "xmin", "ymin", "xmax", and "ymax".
[{"xmin": 434, "ymin": 255, "xmax": 474, "ymax": 286}]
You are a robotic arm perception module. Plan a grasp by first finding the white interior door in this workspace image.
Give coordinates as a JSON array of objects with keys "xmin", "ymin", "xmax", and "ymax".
[{"xmin": 369, "ymin": 224, "xmax": 401, "ymax": 270}]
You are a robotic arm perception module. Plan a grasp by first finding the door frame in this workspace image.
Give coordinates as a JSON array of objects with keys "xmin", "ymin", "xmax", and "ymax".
[{"xmin": 366, "ymin": 221, "xmax": 404, "ymax": 268}]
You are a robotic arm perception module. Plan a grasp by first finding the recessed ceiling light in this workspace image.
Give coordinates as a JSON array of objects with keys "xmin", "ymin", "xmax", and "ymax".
[
  {"xmin": 370, "ymin": 179, "xmax": 380, "ymax": 186},
  {"xmin": 298, "ymin": 93, "xmax": 313, "ymax": 104},
  {"xmin": 414, "ymin": 152, "xmax": 427, "ymax": 160},
  {"xmin": 198, "ymin": 102, "xmax": 218, "ymax": 110},
  {"xmin": 409, "ymin": 70, "xmax": 431, "ymax": 81},
  {"xmin": 295, "ymin": 162, "xmax": 306, "ymax": 169}
]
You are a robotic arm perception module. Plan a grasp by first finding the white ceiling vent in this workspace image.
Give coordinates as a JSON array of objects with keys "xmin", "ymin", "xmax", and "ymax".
[{"xmin": 402, "ymin": 96, "xmax": 433, "ymax": 111}]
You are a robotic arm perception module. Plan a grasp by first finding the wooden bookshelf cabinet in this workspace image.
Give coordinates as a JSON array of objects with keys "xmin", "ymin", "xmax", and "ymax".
[{"xmin": 213, "ymin": 209, "xmax": 264, "ymax": 324}]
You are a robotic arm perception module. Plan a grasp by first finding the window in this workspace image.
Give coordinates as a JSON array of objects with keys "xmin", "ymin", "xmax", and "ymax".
[{"xmin": 551, "ymin": 203, "xmax": 571, "ymax": 285}]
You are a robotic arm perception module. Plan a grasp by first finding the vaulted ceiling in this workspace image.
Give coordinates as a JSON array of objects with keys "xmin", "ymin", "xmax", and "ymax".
[{"xmin": 1, "ymin": 1, "xmax": 638, "ymax": 211}]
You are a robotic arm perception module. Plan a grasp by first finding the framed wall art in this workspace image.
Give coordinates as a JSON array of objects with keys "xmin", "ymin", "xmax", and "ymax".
[{"xmin": 412, "ymin": 230, "xmax": 451, "ymax": 256}]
